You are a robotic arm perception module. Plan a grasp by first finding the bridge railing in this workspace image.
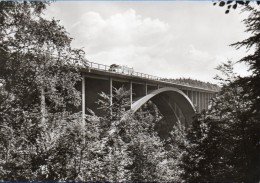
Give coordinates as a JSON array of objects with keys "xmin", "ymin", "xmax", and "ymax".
[
  {"xmin": 86, "ymin": 61, "xmax": 219, "ymax": 92},
  {"xmin": 87, "ymin": 61, "xmax": 162, "ymax": 80},
  {"xmin": 89, "ymin": 62, "xmax": 109, "ymax": 71}
]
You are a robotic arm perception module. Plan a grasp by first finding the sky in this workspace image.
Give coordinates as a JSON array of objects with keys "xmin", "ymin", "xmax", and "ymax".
[{"xmin": 44, "ymin": 1, "xmax": 252, "ymax": 84}]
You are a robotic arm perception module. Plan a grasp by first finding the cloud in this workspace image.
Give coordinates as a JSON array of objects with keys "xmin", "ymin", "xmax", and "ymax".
[
  {"xmin": 70, "ymin": 9, "xmax": 173, "ymax": 68},
  {"xmin": 44, "ymin": 2, "xmax": 252, "ymax": 84},
  {"xmin": 186, "ymin": 44, "xmax": 213, "ymax": 61},
  {"xmin": 65, "ymin": 7, "xmax": 249, "ymax": 84},
  {"xmin": 177, "ymin": 44, "xmax": 227, "ymax": 82}
]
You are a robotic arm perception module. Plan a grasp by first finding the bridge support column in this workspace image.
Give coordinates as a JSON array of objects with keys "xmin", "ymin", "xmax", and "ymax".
[
  {"xmin": 201, "ymin": 92, "xmax": 204, "ymax": 111},
  {"xmin": 204, "ymin": 93, "xmax": 206, "ymax": 110},
  {"xmin": 192, "ymin": 91, "xmax": 196, "ymax": 107},
  {"xmin": 206, "ymin": 93, "xmax": 208, "ymax": 109},
  {"xmin": 145, "ymin": 83, "xmax": 148, "ymax": 95},
  {"xmin": 109, "ymin": 77, "xmax": 113, "ymax": 106},
  {"xmin": 191, "ymin": 90, "xmax": 193, "ymax": 103},
  {"xmin": 202, "ymin": 92, "xmax": 204, "ymax": 111},
  {"xmin": 130, "ymin": 81, "xmax": 133, "ymax": 107},
  {"xmin": 196, "ymin": 91, "xmax": 200, "ymax": 112},
  {"xmin": 201, "ymin": 92, "xmax": 203, "ymax": 111},
  {"xmin": 199, "ymin": 92, "xmax": 202, "ymax": 112},
  {"xmin": 194, "ymin": 91, "xmax": 197, "ymax": 110},
  {"xmin": 208, "ymin": 94, "xmax": 210, "ymax": 108},
  {"xmin": 200, "ymin": 92, "xmax": 202, "ymax": 111},
  {"xmin": 81, "ymin": 76, "xmax": 86, "ymax": 145},
  {"xmin": 208, "ymin": 93, "xmax": 210, "ymax": 109},
  {"xmin": 203, "ymin": 93, "xmax": 205, "ymax": 110},
  {"xmin": 82, "ymin": 75, "xmax": 86, "ymax": 119},
  {"xmin": 188, "ymin": 90, "xmax": 193, "ymax": 104}
]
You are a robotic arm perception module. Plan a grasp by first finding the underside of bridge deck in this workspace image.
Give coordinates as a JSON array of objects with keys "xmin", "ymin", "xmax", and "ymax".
[
  {"xmin": 131, "ymin": 87, "xmax": 195, "ymax": 127},
  {"xmin": 81, "ymin": 75, "xmax": 216, "ymax": 131}
]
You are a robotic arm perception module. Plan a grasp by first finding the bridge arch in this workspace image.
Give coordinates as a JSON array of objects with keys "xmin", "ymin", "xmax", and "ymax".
[{"xmin": 131, "ymin": 87, "xmax": 196, "ymax": 126}]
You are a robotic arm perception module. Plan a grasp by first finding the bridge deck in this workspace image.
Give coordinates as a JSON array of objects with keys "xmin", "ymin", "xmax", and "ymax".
[{"xmin": 80, "ymin": 61, "xmax": 218, "ymax": 93}]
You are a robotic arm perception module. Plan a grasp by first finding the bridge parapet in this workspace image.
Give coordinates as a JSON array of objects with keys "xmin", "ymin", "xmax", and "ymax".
[{"xmin": 87, "ymin": 61, "xmax": 161, "ymax": 81}]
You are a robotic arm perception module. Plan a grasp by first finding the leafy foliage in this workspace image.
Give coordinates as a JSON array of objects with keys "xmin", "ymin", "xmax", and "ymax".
[
  {"xmin": 231, "ymin": 6, "xmax": 260, "ymax": 113},
  {"xmin": 0, "ymin": 1, "xmax": 88, "ymax": 181},
  {"xmin": 181, "ymin": 61, "xmax": 260, "ymax": 182},
  {"xmin": 213, "ymin": 0, "xmax": 260, "ymax": 14},
  {"xmin": 161, "ymin": 77, "xmax": 220, "ymax": 91},
  {"xmin": 180, "ymin": 4, "xmax": 260, "ymax": 182},
  {"xmin": 0, "ymin": 1, "xmax": 186, "ymax": 181},
  {"xmin": 83, "ymin": 88, "xmax": 183, "ymax": 182}
]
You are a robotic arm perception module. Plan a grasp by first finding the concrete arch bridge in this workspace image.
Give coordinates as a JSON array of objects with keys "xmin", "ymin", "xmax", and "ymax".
[{"xmin": 79, "ymin": 61, "xmax": 218, "ymax": 128}]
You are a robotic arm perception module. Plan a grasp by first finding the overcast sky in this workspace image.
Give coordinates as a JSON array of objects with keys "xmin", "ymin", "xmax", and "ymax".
[{"xmin": 44, "ymin": 1, "xmax": 251, "ymax": 83}]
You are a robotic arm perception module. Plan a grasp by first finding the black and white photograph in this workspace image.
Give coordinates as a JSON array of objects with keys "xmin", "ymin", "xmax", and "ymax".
[{"xmin": 0, "ymin": 0, "xmax": 260, "ymax": 182}]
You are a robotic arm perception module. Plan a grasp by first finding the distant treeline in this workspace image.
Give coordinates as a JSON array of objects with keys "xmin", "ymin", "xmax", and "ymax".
[{"xmin": 161, "ymin": 78, "xmax": 221, "ymax": 91}]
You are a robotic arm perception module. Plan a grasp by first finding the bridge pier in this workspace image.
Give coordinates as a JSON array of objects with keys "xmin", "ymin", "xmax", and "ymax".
[
  {"xmin": 82, "ymin": 75, "xmax": 86, "ymax": 119},
  {"xmin": 201, "ymin": 92, "xmax": 203, "ymax": 111},
  {"xmin": 109, "ymin": 77, "xmax": 112, "ymax": 106},
  {"xmin": 196, "ymin": 91, "xmax": 199, "ymax": 111},
  {"xmin": 130, "ymin": 81, "xmax": 132, "ymax": 107},
  {"xmin": 192, "ymin": 91, "xmax": 196, "ymax": 107},
  {"xmin": 187, "ymin": 90, "xmax": 192, "ymax": 103},
  {"xmin": 205, "ymin": 93, "xmax": 208, "ymax": 110},
  {"xmin": 145, "ymin": 83, "xmax": 148, "ymax": 95},
  {"xmin": 190, "ymin": 90, "xmax": 193, "ymax": 103}
]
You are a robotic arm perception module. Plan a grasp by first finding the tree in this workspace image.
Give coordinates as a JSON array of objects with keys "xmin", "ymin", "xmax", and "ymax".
[
  {"xmin": 161, "ymin": 78, "xmax": 220, "ymax": 91},
  {"xmin": 0, "ymin": 1, "xmax": 184, "ymax": 181},
  {"xmin": 181, "ymin": 61, "xmax": 260, "ymax": 182},
  {"xmin": 181, "ymin": 4, "xmax": 260, "ymax": 182},
  {"xmin": 231, "ymin": 6, "xmax": 260, "ymax": 181},
  {"xmin": 0, "ymin": 1, "xmax": 88, "ymax": 181},
  {"xmin": 232, "ymin": 5, "xmax": 260, "ymax": 112},
  {"xmin": 213, "ymin": 0, "xmax": 260, "ymax": 14},
  {"xmin": 84, "ymin": 88, "xmax": 182, "ymax": 182}
]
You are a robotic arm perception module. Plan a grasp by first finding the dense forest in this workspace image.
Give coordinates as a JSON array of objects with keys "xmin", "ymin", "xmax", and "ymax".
[
  {"xmin": 0, "ymin": 1, "xmax": 260, "ymax": 182},
  {"xmin": 161, "ymin": 78, "xmax": 220, "ymax": 91}
]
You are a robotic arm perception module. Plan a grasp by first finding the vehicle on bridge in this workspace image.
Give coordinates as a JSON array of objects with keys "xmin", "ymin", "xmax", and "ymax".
[{"xmin": 109, "ymin": 64, "xmax": 134, "ymax": 75}]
